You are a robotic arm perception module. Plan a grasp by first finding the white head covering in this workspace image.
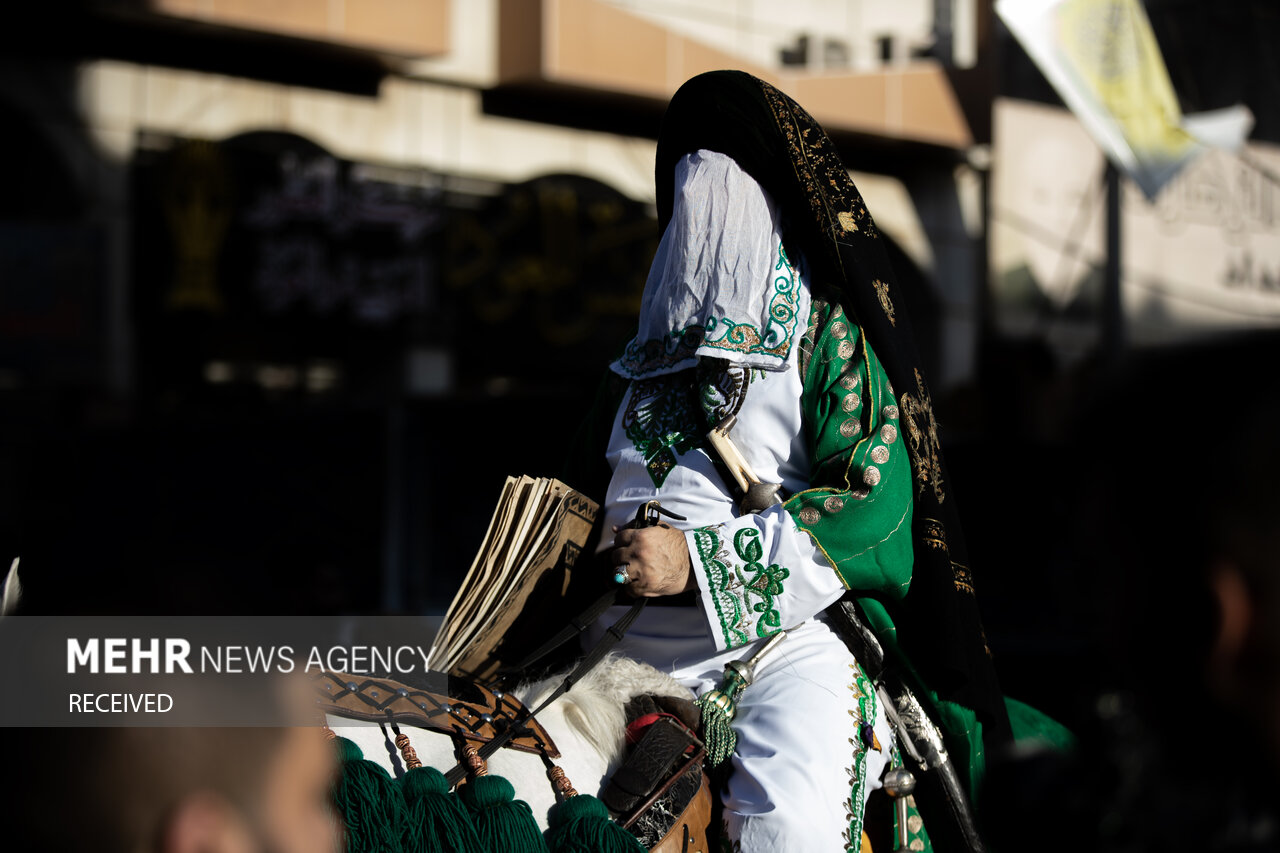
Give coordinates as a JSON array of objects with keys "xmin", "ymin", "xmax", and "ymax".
[{"xmin": 611, "ymin": 150, "xmax": 809, "ymax": 379}]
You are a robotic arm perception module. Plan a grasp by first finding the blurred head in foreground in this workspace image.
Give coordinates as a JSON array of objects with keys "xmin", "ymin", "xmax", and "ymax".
[
  {"xmin": 14, "ymin": 726, "xmax": 338, "ymax": 853},
  {"xmin": 1096, "ymin": 333, "xmax": 1280, "ymax": 759},
  {"xmin": 987, "ymin": 332, "xmax": 1280, "ymax": 852}
]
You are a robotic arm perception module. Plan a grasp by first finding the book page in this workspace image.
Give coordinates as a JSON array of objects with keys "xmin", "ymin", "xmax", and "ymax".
[
  {"xmin": 425, "ymin": 476, "xmax": 515, "ymax": 670},
  {"xmin": 448, "ymin": 478, "xmax": 599, "ymax": 680},
  {"xmin": 438, "ymin": 475, "xmax": 540, "ymax": 671}
]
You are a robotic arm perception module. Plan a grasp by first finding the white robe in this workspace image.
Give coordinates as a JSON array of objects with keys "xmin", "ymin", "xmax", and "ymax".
[{"xmin": 590, "ymin": 150, "xmax": 894, "ymax": 851}]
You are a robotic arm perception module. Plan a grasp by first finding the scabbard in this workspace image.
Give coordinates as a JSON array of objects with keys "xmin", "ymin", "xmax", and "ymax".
[{"xmin": 825, "ymin": 594, "xmax": 986, "ymax": 853}]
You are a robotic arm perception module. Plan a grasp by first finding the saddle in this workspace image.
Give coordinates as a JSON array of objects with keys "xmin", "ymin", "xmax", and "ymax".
[
  {"xmin": 314, "ymin": 670, "xmax": 559, "ymax": 757},
  {"xmin": 603, "ymin": 694, "xmax": 712, "ymax": 852}
]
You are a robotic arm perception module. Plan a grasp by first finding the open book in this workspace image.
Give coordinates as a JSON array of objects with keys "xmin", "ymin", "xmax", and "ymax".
[{"xmin": 426, "ymin": 476, "xmax": 599, "ymax": 681}]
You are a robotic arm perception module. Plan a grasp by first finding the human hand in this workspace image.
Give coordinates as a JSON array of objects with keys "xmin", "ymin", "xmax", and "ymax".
[{"xmin": 610, "ymin": 523, "xmax": 695, "ymax": 598}]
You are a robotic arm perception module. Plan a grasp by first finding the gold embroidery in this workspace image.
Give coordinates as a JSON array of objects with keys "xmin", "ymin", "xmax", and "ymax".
[
  {"xmin": 925, "ymin": 521, "xmax": 980, "ymax": 593},
  {"xmin": 870, "ymin": 445, "xmax": 890, "ymax": 465},
  {"xmin": 841, "ymin": 394, "xmax": 859, "ymax": 413},
  {"xmin": 824, "ymin": 496, "xmax": 845, "ymax": 514},
  {"xmin": 921, "ymin": 518, "xmax": 949, "ymax": 551},
  {"xmin": 900, "ymin": 368, "xmax": 945, "ymax": 504},
  {"xmin": 872, "ymin": 279, "xmax": 896, "ymax": 326},
  {"xmin": 839, "ymin": 419, "xmax": 861, "ymax": 439},
  {"xmin": 842, "ymin": 740, "xmax": 859, "ymax": 852},
  {"xmin": 841, "ymin": 662, "xmax": 875, "ymax": 853},
  {"xmin": 862, "ymin": 466, "xmax": 881, "ymax": 487},
  {"xmin": 799, "ymin": 299, "xmax": 826, "ymax": 378},
  {"xmin": 880, "ymin": 424, "xmax": 898, "ymax": 444},
  {"xmin": 758, "ymin": 78, "xmax": 881, "ymax": 283},
  {"xmin": 799, "ymin": 507, "xmax": 821, "ymax": 526}
]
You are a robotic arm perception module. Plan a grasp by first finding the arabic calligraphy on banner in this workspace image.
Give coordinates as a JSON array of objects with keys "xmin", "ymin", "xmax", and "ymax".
[{"xmin": 132, "ymin": 131, "xmax": 658, "ymax": 396}]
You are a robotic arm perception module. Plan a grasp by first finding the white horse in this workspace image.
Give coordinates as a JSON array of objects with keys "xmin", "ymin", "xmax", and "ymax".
[{"xmin": 325, "ymin": 654, "xmax": 696, "ymax": 832}]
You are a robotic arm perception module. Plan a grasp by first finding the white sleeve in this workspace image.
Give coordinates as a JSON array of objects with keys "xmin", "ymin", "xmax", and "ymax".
[{"xmin": 685, "ymin": 504, "xmax": 846, "ymax": 652}]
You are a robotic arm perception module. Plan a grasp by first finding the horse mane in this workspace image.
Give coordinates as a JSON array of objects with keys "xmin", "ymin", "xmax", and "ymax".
[{"xmin": 514, "ymin": 654, "xmax": 692, "ymax": 771}]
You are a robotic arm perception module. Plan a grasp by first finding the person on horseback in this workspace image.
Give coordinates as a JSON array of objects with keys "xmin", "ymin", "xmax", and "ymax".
[{"xmin": 564, "ymin": 70, "xmax": 1011, "ymax": 851}]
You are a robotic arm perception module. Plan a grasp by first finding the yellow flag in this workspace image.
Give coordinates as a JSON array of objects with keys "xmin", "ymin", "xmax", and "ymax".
[
  {"xmin": 1055, "ymin": 0, "xmax": 1195, "ymax": 164},
  {"xmin": 998, "ymin": 0, "xmax": 1250, "ymax": 198}
]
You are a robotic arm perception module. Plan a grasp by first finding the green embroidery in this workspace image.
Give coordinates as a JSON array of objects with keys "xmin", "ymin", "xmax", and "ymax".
[
  {"xmin": 695, "ymin": 524, "xmax": 792, "ymax": 648},
  {"xmin": 615, "ymin": 243, "xmax": 801, "ymax": 377},
  {"xmin": 842, "ymin": 663, "xmax": 877, "ymax": 852},
  {"xmin": 622, "ymin": 364, "xmax": 751, "ymax": 487},
  {"xmin": 698, "ymin": 362, "xmax": 750, "ymax": 426},
  {"xmin": 733, "ymin": 529, "xmax": 790, "ymax": 638},
  {"xmin": 693, "ymin": 527, "xmax": 748, "ymax": 648},
  {"xmin": 622, "ymin": 373, "xmax": 701, "ymax": 487}
]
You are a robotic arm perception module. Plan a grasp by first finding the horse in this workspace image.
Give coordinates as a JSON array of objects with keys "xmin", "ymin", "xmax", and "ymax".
[{"xmin": 323, "ymin": 653, "xmax": 700, "ymax": 836}]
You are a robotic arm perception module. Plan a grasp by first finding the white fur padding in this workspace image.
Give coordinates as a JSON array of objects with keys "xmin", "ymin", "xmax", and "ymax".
[{"xmin": 513, "ymin": 653, "xmax": 694, "ymax": 773}]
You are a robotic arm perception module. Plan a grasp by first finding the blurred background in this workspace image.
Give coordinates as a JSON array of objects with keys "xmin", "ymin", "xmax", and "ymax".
[{"xmin": 1, "ymin": 0, "xmax": 1277, "ymax": 728}]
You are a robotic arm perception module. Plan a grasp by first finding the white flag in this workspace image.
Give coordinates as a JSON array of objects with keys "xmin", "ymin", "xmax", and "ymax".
[{"xmin": 997, "ymin": 0, "xmax": 1253, "ymax": 199}]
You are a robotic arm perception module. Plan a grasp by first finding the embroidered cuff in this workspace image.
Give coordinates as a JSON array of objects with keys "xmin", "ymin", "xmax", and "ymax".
[{"xmin": 687, "ymin": 524, "xmax": 791, "ymax": 652}]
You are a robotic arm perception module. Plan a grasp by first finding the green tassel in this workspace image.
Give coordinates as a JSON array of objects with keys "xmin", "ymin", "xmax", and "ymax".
[
  {"xmin": 457, "ymin": 775, "xmax": 548, "ymax": 853},
  {"xmin": 331, "ymin": 737, "xmax": 407, "ymax": 853},
  {"xmin": 399, "ymin": 766, "xmax": 485, "ymax": 853},
  {"xmin": 547, "ymin": 794, "xmax": 645, "ymax": 853},
  {"xmin": 699, "ymin": 706, "xmax": 736, "ymax": 769},
  {"xmin": 695, "ymin": 667, "xmax": 748, "ymax": 768}
]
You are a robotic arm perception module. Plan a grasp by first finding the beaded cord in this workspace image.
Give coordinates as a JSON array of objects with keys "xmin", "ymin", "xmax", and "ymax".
[
  {"xmin": 393, "ymin": 729, "xmax": 423, "ymax": 770},
  {"xmin": 548, "ymin": 765, "xmax": 578, "ymax": 799}
]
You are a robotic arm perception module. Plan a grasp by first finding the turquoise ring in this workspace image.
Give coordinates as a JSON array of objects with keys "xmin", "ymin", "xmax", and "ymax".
[{"xmin": 614, "ymin": 564, "xmax": 630, "ymax": 585}]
